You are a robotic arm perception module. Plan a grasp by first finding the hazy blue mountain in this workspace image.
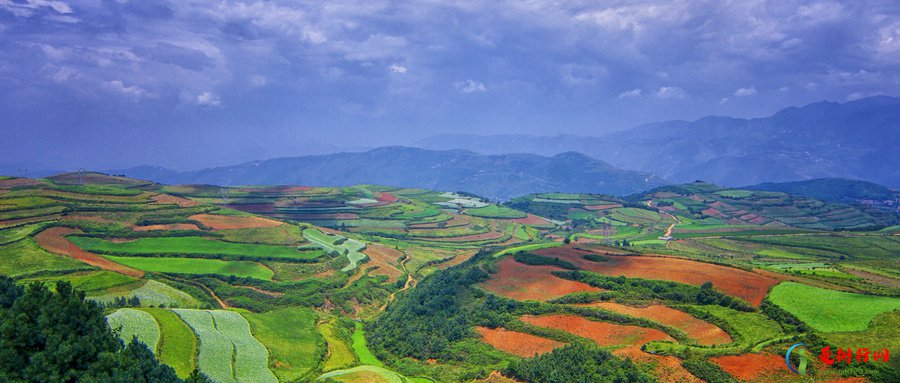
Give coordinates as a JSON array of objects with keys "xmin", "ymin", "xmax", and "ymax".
[
  {"xmin": 417, "ymin": 96, "xmax": 900, "ymax": 188},
  {"xmin": 118, "ymin": 147, "xmax": 667, "ymax": 200},
  {"xmin": 744, "ymin": 178, "xmax": 898, "ymax": 204}
]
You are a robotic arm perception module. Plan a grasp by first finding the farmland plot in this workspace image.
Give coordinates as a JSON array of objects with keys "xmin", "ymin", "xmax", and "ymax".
[
  {"xmin": 106, "ymin": 308, "xmax": 161, "ymax": 352},
  {"xmin": 174, "ymin": 309, "xmax": 277, "ymax": 383}
]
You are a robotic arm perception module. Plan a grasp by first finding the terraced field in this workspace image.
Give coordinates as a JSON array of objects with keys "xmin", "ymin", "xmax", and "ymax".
[
  {"xmin": 175, "ymin": 309, "xmax": 277, "ymax": 383},
  {"xmin": 107, "ymin": 308, "xmax": 161, "ymax": 351}
]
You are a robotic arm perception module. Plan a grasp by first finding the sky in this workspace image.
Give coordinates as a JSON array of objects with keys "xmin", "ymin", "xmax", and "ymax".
[{"xmin": 2, "ymin": 0, "xmax": 899, "ymax": 171}]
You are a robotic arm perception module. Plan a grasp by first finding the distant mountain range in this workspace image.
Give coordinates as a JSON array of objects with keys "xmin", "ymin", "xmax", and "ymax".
[
  {"xmin": 417, "ymin": 96, "xmax": 900, "ymax": 188},
  {"xmin": 117, "ymin": 147, "xmax": 667, "ymax": 200}
]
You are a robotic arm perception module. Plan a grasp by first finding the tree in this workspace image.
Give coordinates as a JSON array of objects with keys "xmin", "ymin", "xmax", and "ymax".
[{"xmin": 0, "ymin": 276, "xmax": 184, "ymax": 383}]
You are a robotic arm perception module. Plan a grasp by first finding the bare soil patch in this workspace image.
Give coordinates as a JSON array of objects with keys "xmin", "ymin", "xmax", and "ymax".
[
  {"xmin": 583, "ymin": 302, "xmax": 731, "ymax": 345},
  {"xmin": 536, "ymin": 247, "xmax": 778, "ymax": 306},
  {"xmin": 34, "ymin": 227, "xmax": 144, "ymax": 278},
  {"xmin": 362, "ymin": 244, "xmax": 404, "ymax": 283},
  {"xmin": 190, "ymin": 213, "xmax": 282, "ymax": 230},
  {"xmin": 710, "ymin": 353, "xmax": 790, "ymax": 381},
  {"xmin": 133, "ymin": 223, "xmax": 201, "ymax": 231},
  {"xmin": 614, "ymin": 347, "xmax": 701, "ymax": 383},
  {"xmin": 511, "ymin": 213, "xmax": 553, "ymax": 225},
  {"xmin": 481, "ymin": 257, "xmax": 602, "ymax": 301},
  {"xmin": 151, "ymin": 193, "xmax": 199, "ymax": 207},
  {"xmin": 0, "ymin": 178, "xmax": 44, "ymax": 188},
  {"xmin": 475, "ymin": 326, "xmax": 564, "ymax": 357},
  {"xmin": 521, "ymin": 314, "xmax": 673, "ymax": 347}
]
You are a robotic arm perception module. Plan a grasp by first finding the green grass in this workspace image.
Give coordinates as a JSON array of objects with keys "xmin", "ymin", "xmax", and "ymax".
[
  {"xmin": 243, "ymin": 307, "xmax": 323, "ymax": 382},
  {"xmin": 69, "ymin": 236, "xmax": 318, "ymax": 261},
  {"xmin": 24, "ymin": 270, "xmax": 137, "ymax": 294},
  {"xmin": 0, "ymin": 222, "xmax": 52, "ymax": 245},
  {"xmin": 104, "ymin": 255, "xmax": 274, "ymax": 280},
  {"xmin": 106, "ymin": 308, "xmax": 161, "ymax": 352},
  {"xmin": 825, "ymin": 311, "xmax": 899, "ymax": 371},
  {"xmin": 0, "ymin": 238, "xmax": 92, "ymax": 277},
  {"xmin": 90, "ymin": 280, "xmax": 202, "ymax": 308},
  {"xmin": 352, "ymin": 322, "xmax": 383, "ymax": 367},
  {"xmin": 321, "ymin": 319, "xmax": 356, "ymax": 371},
  {"xmin": 768, "ymin": 282, "xmax": 900, "ymax": 332},
  {"xmin": 690, "ymin": 305, "xmax": 784, "ymax": 346},
  {"xmin": 142, "ymin": 308, "xmax": 197, "ymax": 379},
  {"xmin": 465, "ymin": 205, "xmax": 527, "ymax": 219}
]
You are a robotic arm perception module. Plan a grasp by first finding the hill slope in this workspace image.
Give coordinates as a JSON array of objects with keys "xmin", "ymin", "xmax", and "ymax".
[{"xmin": 118, "ymin": 147, "xmax": 667, "ymax": 200}]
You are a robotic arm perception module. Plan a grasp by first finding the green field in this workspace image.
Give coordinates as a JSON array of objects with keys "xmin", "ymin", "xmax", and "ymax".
[
  {"xmin": 174, "ymin": 309, "xmax": 277, "ymax": 383},
  {"xmin": 243, "ymin": 307, "xmax": 323, "ymax": 382},
  {"xmin": 91, "ymin": 280, "xmax": 202, "ymax": 308},
  {"xmin": 465, "ymin": 205, "xmax": 527, "ymax": 219},
  {"xmin": 104, "ymin": 255, "xmax": 274, "ymax": 280},
  {"xmin": 493, "ymin": 242, "xmax": 562, "ymax": 257},
  {"xmin": 142, "ymin": 308, "xmax": 197, "ymax": 378},
  {"xmin": 352, "ymin": 321, "xmax": 383, "ymax": 367},
  {"xmin": 0, "ymin": 222, "xmax": 50, "ymax": 245},
  {"xmin": 69, "ymin": 236, "xmax": 318, "ymax": 261},
  {"xmin": 769, "ymin": 282, "xmax": 900, "ymax": 332},
  {"xmin": 24, "ymin": 270, "xmax": 137, "ymax": 293},
  {"xmin": 0, "ymin": 238, "xmax": 91, "ymax": 277},
  {"xmin": 321, "ymin": 319, "xmax": 356, "ymax": 371},
  {"xmin": 106, "ymin": 308, "xmax": 161, "ymax": 352},
  {"xmin": 689, "ymin": 305, "xmax": 784, "ymax": 346}
]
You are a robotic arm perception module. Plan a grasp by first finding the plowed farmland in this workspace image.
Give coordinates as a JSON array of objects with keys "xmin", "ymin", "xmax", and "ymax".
[
  {"xmin": 521, "ymin": 314, "xmax": 673, "ymax": 347},
  {"xmin": 480, "ymin": 257, "xmax": 602, "ymax": 301},
  {"xmin": 475, "ymin": 326, "xmax": 564, "ymax": 357}
]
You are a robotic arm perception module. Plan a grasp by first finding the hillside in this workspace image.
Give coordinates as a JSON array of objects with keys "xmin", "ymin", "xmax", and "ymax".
[
  {"xmin": 117, "ymin": 147, "xmax": 667, "ymax": 200},
  {"xmin": 744, "ymin": 178, "xmax": 898, "ymax": 205},
  {"xmin": 417, "ymin": 96, "xmax": 900, "ymax": 188},
  {"xmin": 1, "ymin": 173, "xmax": 898, "ymax": 383}
]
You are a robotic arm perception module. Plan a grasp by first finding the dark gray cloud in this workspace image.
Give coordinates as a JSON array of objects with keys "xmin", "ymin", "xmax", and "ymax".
[{"xmin": 1, "ymin": 0, "xmax": 898, "ymax": 170}]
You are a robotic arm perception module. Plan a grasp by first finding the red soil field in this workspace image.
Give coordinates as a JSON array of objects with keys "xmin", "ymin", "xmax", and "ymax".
[
  {"xmin": 0, "ymin": 189, "xmax": 8, "ymax": 196},
  {"xmin": 361, "ymin": 244, "xmax": 404, "ymax": 283},
  {"xmin": 536, "ymin": 247, "xmax": 779, "ymax": 305},
  {"xmin": 34, "ymin": 227, "xmax": 144, "ymax": 278},
  {"xmin": 702, "ymin": 208, "xmax": 729, "ymax": 219},
  {"xmin": 189, "ymin": 213, "xmax": 283, "ymax": 230},
  {"xmin": 709, "ymin": 201, "xmax": 737, "ymax": 211},
  {"xmin": 614, "ymin": 347, "xmax": 702, "ymax": 383},
  {"xmin": 230, "ymin": 203, "xmax": 276, "ymax": 214},
  {"xmin": 583, "ymin": 302, "xmax": 732, "ymax": 345},
  {"xmin": 521, "ymin": 314, "xmax": 673, "ymax": 347},
  {"xmin": 511, "ymin": 213, "xmax": 552, "ymax": 226},
  {"xmin": 584, "ymin": 204, "xmax": 623, "ymax": 211},
  {"xmin": 150, "ymin": 193, "xmax": 199, "ymax": 207},
  {"xmin": 0, "ymin": 178, "xmax": 44, "ymax": 188},
  {"xmin": 481, "ymin": 257, "xmax": 602, "ymax": 301},
  {"xmin": 711, "ymin": 353, "xmax": 790, "ymax": 381},
  {"xmin": 476, "ymin": 326, "xmax": 564, "ymax": 357},
  {"xmin": 749, "ymin": 217, "xmax": 770, "ymax": 224},
  {"xmin": 133, "ymin": 223, "xmax": 201, "ymax": 231},
  {"xmin": 376, "ymin": 192, "xmax": 398, "ymax": 203}
]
